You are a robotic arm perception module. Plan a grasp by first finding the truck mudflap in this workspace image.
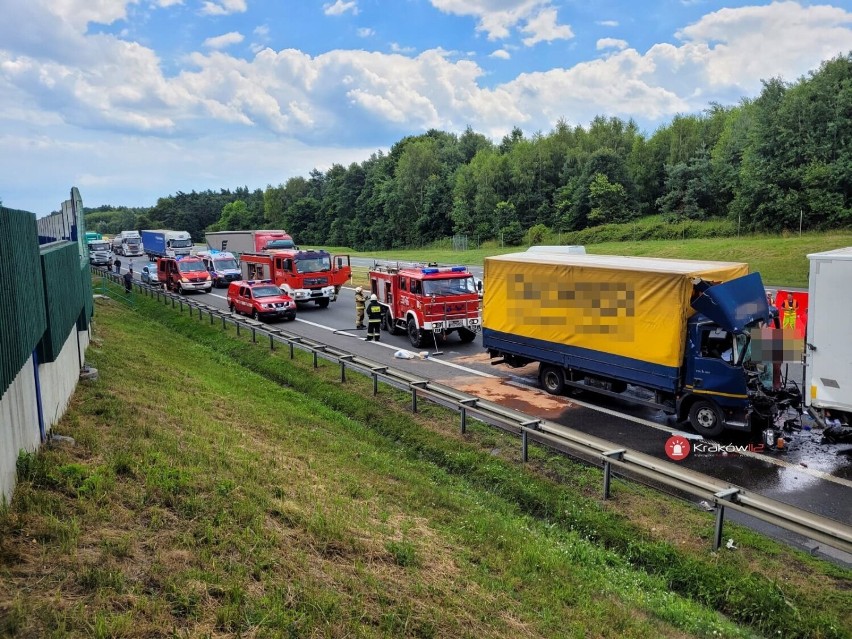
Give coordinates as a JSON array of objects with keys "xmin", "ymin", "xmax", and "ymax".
[{"xmin": 691, "ymin": 272, "xmax": 769, "ymax": 333}]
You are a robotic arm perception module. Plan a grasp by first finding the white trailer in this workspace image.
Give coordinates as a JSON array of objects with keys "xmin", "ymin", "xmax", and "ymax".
[{"xmin": 805, "ymin": 247, "xmax": 852, "ymax": 426}]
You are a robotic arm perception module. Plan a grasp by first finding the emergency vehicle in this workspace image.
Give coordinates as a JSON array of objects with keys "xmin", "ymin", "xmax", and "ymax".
[
  {"xmin": 227, "ymin": 280, "xmax": 297, "ymax": 321},
  {"xmin": 369, "ymin": 263, "xmax": 481, "ymax": 348},
  {"xmin": 239, "ymin": 249, "xmax": 351, "ymax": 308},
  {"xmin": 157, "ymin": 255, "xmax": 212, "ymax": 294},
  {"xmin": 197, "ymin": 250, "xmax": 242, "ymax": 288}
]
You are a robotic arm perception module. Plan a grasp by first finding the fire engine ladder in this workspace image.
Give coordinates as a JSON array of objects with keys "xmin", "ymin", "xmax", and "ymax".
[{"xmin": 371, "ymin": 259, "xmax": 435, "ymax": 274}]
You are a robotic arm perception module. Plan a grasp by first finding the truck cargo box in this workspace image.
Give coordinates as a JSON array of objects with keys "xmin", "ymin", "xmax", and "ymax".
[
  {"xmin": 483, "ymin": 253, "xmax": 749, "ymax": 391},
  {"xmin": 805, "ymin": 247, "xmax": 852, "ymax": 417}
]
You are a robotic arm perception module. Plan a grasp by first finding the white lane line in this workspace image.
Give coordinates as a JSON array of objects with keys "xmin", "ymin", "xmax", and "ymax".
[
  {"xmin": 210, "ymin": 292, "xmax": 850, "ymax": 487},
  {"xmin": 210, "ymin": 292, "xmax": 495, "ymax": 379}
]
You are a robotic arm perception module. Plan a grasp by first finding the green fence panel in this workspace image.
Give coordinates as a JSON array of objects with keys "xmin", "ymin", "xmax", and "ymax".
[
  {"xmin": 37, "ymin": 242, "xmax": 84, "ymax": 363},
  {"xmin": 0, "ymin": 207, "xmax": 47, "ymax": 397},
  {"xmin": 77, "ymin": 264, "xmax": 94, "ymax": 331}
]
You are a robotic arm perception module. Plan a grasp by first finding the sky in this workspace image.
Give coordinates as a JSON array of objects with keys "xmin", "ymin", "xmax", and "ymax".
[{"xmin": 2, "ymin": 1, "xmax": 852, "ymax": 215}]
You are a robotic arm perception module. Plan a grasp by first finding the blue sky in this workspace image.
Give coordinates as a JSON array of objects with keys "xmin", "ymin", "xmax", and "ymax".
[{"xmin": 2, "ymin": 0, "xmax": 852, "ymax": 214}]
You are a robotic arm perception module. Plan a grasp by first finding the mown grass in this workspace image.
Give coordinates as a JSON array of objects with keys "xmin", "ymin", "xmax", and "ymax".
[
  {"xmin": 310, "ymin": 229, "xmax": 852, "ymax": 287},
  {"xmin": 0, "ymin": 290, "xmax": 850, "ymax": 638}
]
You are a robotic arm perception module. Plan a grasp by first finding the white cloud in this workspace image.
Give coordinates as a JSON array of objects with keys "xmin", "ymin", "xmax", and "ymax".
[
  {"xmin": 490, "ymin": 49, "xmax": 511, "ymax": 59},
  {"xmin": 323, "ymin": 0, "xmax": 358, "ymax": 17},
  {"xmin": 597, "ymin": 20, "xmax": 619, "ymax": 27},
  {"xmin": 203, "ymin": 32, "xmax": 244, "ymax": 49},
  {"xmin": 154, "ymin": 0, "xmax": 183, "ymax": 7},
  {"xmin": 200, "ymin": 0, "xmax": 247, "ymax": 17},
  {"xmin": 521, "ymin": 7, "xmax": 573, "ymax": 46},
  {"xmin": 430, "ymin": 0, "xmax": 547, "ymax": 40},
  {"xmin": 597, "ymin": 38, "xmax": 628, "ymax": 51},
  {"xmin": 357, "ymin": 27, "xmax": 375, "ymax": 38},
  {"xmin": 390, "ymin": 42, "xmax": 416, "ymax": 54}
]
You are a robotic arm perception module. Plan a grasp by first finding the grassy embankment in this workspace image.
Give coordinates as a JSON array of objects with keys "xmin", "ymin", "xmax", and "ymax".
[
  {"xmin": 1, "ymin": 287, "xmax": 850, "ymax": 638},
  {"xmin": 314, "ymin": 230, "xmax": 852, "ymax": 288}
]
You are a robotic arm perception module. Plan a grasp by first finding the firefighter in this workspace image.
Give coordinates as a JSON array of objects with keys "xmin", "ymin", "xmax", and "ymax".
[
  {"xmin": 354, "ymin": 286, "xmax": 367, "ymax": 329},
  {"xmin": 781, "ymin": 292, "xmax": 798, "ymax": 329},
  {"xmin": 365, "ymin": 294, "xmax": 383, "ymax": 342}
]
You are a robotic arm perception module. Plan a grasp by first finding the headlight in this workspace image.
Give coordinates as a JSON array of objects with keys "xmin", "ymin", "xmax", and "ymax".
[{"xmin": 180, "ymin": 277, "xmax": 189, "ymax": 283}]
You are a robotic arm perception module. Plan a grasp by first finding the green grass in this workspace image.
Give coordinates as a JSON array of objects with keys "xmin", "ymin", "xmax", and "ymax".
[
  {"xmin": 0, "ymin": 291, "xmax": 850, "ymax": 637},
  {"xmin": 309, "ymin": 229, "xmax": 852, "ymax": 287}
]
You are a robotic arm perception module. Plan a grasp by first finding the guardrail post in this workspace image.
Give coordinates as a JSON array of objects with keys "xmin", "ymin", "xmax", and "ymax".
[
  {"xmin": 171, "ymin": 297, "xmax": 175, "ymax": 309},
  {"xmin": 236, "ymin": 321, "xmax": 240, "ymax": 336},
  {"xmin": 519, "ymin": 420, "xmax": 540, "ymax": 463},
  {"xmin": 338, "ymin": 355, "xmax": 354, "ymax": 382},
  {"xmin": 371, "ymin": 366, "xmax": 386, "ymax": 396},
  {"xmin": 313, "ymin": 351, "xmax": 318, "ymax": 368},
  {"xmin": 252, "ymin": 327, "xmax": 256, "ymax": 343},
  {"xmin": 410, "ymin": 381, "xmax": 427, "ymax": 413},
  {"xmin": 223, "ymin": 315, "xmax": 227, "ymax": 330},
  {"xmin": 289, "ymin": 341, "xmax": 294, "ymax": 358},
  {"xmin": 179, "ymin": 299, "xmax": 183, "ymax": 312},
  {"xmin": 269, "ymin": 334, "xmax": 274, "ymax": 350},
  {"xmin": 601, "ymin": 449, "xmax": 626, "ymax": 500},
  {"xmin": 459, "ymin": 398, "xmax": 477, "ymax": 434},
  {"xmin": 713, "ymin": 488, "xmax": 740, "ymax": 551},
  {"xmin": 209, "ymin": 310, "xmax": 214, "ymax": 325}
]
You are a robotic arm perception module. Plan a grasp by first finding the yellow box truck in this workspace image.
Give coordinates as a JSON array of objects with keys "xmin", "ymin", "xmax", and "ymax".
[{"xmin": 483, "ymin": 251, "xmax": 797, "ymax": 437}]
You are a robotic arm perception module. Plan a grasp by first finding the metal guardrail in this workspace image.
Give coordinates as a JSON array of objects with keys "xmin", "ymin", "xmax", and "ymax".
[{"xmin": 92, "ymin": 267, "xmax": 852, "ymax": 556}]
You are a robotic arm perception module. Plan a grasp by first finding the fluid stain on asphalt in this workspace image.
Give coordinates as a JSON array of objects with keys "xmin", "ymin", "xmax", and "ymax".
[{"xmin": 446, "ymin": 377, "xmax": 576, "ymax": 421}]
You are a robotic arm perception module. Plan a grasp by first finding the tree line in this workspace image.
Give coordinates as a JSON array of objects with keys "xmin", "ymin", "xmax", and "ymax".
[{"xmin": 86, "ymin": 54, "xmax": 852, "ymax": 248}]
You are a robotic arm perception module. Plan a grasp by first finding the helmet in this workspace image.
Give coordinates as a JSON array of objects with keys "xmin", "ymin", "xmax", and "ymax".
[
  {"xmin": 355, "ymin": 286, "xmax": 362, "ymax": 293},
  {"xmin": 370, "ymin": 294, "xmax": 377, "ymax": 300}
]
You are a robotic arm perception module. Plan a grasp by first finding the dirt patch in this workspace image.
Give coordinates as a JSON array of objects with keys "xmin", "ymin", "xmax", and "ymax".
[{"xmin": 440, "ymin": 377, "xmax": 575, "ymax": 421}]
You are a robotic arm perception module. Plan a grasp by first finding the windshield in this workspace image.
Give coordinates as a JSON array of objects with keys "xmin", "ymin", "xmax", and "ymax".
[
  {"xmin": 266, "ymin": 239, "xmax": 295, "ymax": 249},
  {"xmin": 252, "ymin": 286, "xmax": 282, "ymax": 298},
  {"xmin": 170, "ymin": 238, "xmax": 192, "ymax": 248},
  {"xmin": 734, "ymin": 333, "xmax": 750, "ymax": 367},
  {"xmin": 178, "ymin": 261, "xmax": 206, "ymax": 273},
  {"xmin": 214, "ymin": 258, "xmax": 239, "ymax": 270},
  {"xmin": 422, "ymin": 276, "xmax": 476, "ymax": 296},
  {"xmin": 89, "ymin": 242, "xmax": 110, "ymax": 251},
  {"xmin": 295, "ymin": 256, "xmax": 331, "ymax": 273}
]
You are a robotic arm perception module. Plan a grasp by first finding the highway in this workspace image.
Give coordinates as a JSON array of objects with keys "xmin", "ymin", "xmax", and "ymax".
[{"xmin": 113, "ymin": 264, "xmax": 851, "ymax": 560}]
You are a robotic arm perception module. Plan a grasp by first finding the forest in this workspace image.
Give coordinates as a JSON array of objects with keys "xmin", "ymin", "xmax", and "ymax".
[{"xmin": 84, "ymin": 54, "xmax": 852, "ymax": 249}]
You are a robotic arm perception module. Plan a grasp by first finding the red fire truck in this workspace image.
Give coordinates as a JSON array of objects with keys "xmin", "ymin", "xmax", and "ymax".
[
  {"xmin": 239, "ymin": 249, "xmax": 351, "ymax": 307},
  {"xmin": 369, "ymin": 263, "xmax": 481, "ymax": 348}
]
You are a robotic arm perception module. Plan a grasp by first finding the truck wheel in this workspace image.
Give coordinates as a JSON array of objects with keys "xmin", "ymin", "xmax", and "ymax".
[
  {"xmin": 457, "ymin": 328, "xmax": 477, "ymax": 343},
  {"xmin": 688, "ymin": 400, "xmax": 725, "ymax": 437},
  {"xmin": 407, "ymin": 318, "xmax": 425, "ymax": 348},
  {"xmin": 539, "ymin": 364, "xmax": 566, "ymax": 395},
  {"xmin": 384, "ymin": 313, "xmax": 401, "ymax": 335},
  {"xmin": 177, "ymin": 283, "xmax": 185, "ymax": 295},
  {"xmin": 317, "ymin": 298, "xmax": 330, "ymax": 308}
]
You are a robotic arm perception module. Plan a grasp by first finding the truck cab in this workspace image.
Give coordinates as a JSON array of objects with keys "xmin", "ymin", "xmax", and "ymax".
[
  {"xmin": 87, "ymin": 239, "xmax": 113, "ymax": 266},
  {"xmin": 227, "ymin": 279, "xmax": 296, "ymax": 321},
  {"xmin": 157, "ymin": 256, "xmax": 212, "ymax": 294},
  {"xmin": 369, "ymin": 264, "xmax": 481, "ymax": 348},
  {"xmin": 239, "ymin": 249, "xmax": 349, "ymax": 307}
]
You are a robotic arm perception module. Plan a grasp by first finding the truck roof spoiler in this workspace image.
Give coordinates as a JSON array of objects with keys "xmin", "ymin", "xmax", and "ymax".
[{"xmin": 690, "ymin": 272, "xmax": 769, "ymax": 333}]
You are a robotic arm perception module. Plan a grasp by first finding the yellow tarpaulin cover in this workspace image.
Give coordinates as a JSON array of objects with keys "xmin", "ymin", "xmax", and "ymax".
[{"xmin": 484, "ymin": 253, "xmax": 749, "ymax": 368}]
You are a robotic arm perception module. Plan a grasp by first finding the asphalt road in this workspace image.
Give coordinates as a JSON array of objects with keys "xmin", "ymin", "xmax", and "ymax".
[{"xmin": 115, "ymin": 264, "xmax": 851, "ymax": 561}]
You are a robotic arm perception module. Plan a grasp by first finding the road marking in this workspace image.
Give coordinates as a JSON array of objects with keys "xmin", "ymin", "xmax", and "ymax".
[
  {"xmin": 207, "ymin": 292, "xmax": 849, "ymax": 487},
  {"xmin": 210, "ymin": 292, "xmax": 496, "ymax": 378}
]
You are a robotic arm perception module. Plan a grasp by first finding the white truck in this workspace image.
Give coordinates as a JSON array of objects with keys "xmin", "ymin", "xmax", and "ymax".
[
  {"xmin": 111, "ymin": 230, "xmax": 143, "ymax": 257},
  {"xmin": 141, "ymin": 229, "xmax": 193, "ymax": 260},
  {"xmin": 87, "ymin": 239, "xmax": 114, "ymax": 267},
  {"xmin": 805, "ymin": 247, "xmax": 852, "ymax": 427}
]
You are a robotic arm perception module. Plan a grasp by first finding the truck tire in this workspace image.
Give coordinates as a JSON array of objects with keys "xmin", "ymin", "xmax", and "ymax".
[
  {"xmin": 539, "ymin": 364, "xmax": 566, "ymax": 395},
  {"xmin": 407, "ymin": 317, "xmax": 426, "ymax": 348},
  {"xmin": 384, "ymin": 313, "xmax": 401, "ymax": 335},
  {"xmin": 688, "ymin": 400, "xmax": 725, "ymax": 437},
  {"xmin": 177, "ymin": 282, "xmax": 185, "ymax": 295},
  {"xmin": 457, "ymin": 327, "xmax": 477, "ymax": 343},
  {"xmin": 317, "ymin": 298, "xmax": 330, "ymax": 308}
]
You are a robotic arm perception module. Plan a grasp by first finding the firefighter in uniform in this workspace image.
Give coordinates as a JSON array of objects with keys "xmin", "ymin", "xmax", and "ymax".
[
  {"xmin": 365, "ymin": 294, "xmax": 383, "ymax": 342},
  {"xmin": 354, "ymin": 286, "xmax": 367, "ymax": 329}
]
